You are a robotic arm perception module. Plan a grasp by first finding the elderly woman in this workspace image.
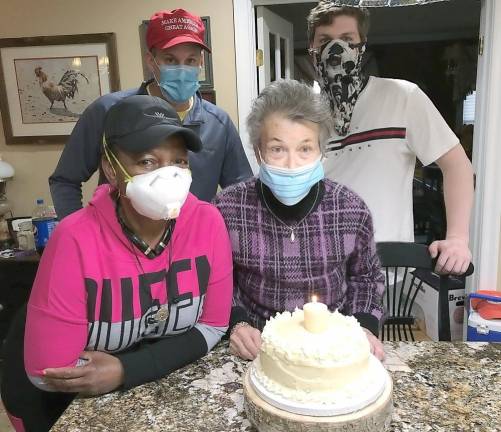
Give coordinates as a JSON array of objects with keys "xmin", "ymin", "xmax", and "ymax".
[
  {"xmin": 213, "ymin": 80, "xmax": 384, "ymax": 361},
  {"xmin": 1, "ymin": 95, "xmax": 233, "ymax": 432}
]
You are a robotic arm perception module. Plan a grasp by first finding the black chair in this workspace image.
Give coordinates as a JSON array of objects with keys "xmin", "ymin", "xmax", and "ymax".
[{"xmin": 376, "ymin": 242, "xmax": 474, "ymax": 341}]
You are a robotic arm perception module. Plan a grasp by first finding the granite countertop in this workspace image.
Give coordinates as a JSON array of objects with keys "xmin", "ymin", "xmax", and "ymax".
[{"xmin": 52, "ymin": 342, "xmax": 501, "ymax": 432}]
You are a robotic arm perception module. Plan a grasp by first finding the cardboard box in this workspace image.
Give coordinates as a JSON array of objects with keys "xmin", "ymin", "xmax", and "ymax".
[{"xmin": 413, "ymin": 277, "xmax": 465, "ymax": 341}]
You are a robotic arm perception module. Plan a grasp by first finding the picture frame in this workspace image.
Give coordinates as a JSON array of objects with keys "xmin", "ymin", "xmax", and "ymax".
[
  {"xmin": 139, "ymin": 16, "xmax": 214, "ymax": 89},
  {"xmin": 199, "ymin": 17, "xmax": 214, "ymax": 89},
  {"xmin": 0, "ymin": 33, "xmax": 120, "ymax": 144}
]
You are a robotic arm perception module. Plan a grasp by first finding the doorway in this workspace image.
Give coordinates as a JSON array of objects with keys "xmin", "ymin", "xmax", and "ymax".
[
  {"xmin": 239, "ymin": 0, "xmax": 480, "ymax": 246},
  {"xmin": 234, "ymin": 0, "xmax": 501, "ymax": 298}
]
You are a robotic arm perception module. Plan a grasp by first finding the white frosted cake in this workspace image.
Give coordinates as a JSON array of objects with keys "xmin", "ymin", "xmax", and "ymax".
[{"xmin": 251, "ymin": 308, "xmax": 387, "ymax": 410}]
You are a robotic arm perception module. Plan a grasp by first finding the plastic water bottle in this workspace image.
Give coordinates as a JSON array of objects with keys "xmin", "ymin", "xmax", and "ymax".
[{"xmin": 32, "ymin": 198, "xmax": 57, "ymax": 255}]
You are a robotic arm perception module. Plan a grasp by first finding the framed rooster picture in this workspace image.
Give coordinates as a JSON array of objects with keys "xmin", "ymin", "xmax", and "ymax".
[{"xmin": 0, "ymin": 33, "xmax": 120, "ymax": 144}]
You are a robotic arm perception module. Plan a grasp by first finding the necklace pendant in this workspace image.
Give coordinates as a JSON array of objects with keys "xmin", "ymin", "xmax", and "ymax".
[{"xmin": 290, "ymin": 230, "xmax": 295, "ymax": 242}]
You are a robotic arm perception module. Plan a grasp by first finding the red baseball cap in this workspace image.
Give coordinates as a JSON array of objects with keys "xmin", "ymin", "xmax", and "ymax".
[
  {"xmin": 471, "ymin": 290, "xmax": 501, "ymax": 320},
  {"xmin": 146, "ymin": 9, "xmax": 211, "ymax": 53}
]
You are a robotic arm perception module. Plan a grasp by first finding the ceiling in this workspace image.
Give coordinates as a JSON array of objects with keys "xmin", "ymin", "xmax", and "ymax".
[{"xmin": 266, "ymin": 0, "xmax": 481, "ymax": 49}]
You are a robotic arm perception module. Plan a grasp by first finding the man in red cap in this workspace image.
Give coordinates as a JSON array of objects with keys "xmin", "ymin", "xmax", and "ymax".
[
  {"xmin": 50, "ymin": 9, "xmax": 252, "ymax": 220},
  {"xmin": 145, "ymin": 9, "xmax": 212, "ymax": 110}
]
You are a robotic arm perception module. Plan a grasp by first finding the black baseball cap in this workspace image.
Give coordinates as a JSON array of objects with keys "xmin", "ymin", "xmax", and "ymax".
[{"xmin": 104, "ymin": 95, "xmax": 201, "ymax": 153}]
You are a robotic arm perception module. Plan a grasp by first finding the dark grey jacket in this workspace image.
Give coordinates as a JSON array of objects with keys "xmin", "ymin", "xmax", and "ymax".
[{"xmin": 49, "ymin": 81, "xmax": 252, "ymax": 219}]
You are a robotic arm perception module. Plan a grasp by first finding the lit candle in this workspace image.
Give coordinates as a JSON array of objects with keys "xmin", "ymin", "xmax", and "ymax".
[{"xmin": 303, "ymin": 295, "xmax": 329, "ymax": 333}]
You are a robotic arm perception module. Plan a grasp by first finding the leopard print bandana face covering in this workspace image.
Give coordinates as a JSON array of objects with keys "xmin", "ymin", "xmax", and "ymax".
[{"xmin": 313, "ymin": 39, "xmax": 366, "ymax": 136}]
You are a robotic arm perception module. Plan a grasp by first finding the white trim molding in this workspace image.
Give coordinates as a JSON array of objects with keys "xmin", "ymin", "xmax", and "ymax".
[
  {"xmin": 233, "ymin": 0, "xmax": 259, "ymax": 173},
  {"xmin": 468, "ymin": 0, "xmax": 501, "ymax": 294}
]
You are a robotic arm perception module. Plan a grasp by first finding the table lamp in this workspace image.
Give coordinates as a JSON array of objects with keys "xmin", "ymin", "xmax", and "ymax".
[{"xmin": 0, "ymin": 156, "xmax": 15, "ymax": 246}]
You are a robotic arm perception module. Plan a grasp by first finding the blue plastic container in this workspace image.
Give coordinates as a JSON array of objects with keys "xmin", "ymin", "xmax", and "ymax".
[{"xmin": 32, "ymin": 217, "xmax": 57, "ymax": 253}]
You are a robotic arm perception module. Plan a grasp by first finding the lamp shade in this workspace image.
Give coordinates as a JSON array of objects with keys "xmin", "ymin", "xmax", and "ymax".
[{"xmin": 0, "ymin": 159, "xmax": 14, "ymax": 180}]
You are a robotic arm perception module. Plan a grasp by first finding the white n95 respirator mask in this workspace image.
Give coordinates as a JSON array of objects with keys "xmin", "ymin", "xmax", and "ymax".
[
  {"xmin": 125, "ymin": 166, "xmax": 192, "ymax": 220},
  {"xmin": 104, "ymin": 142, "xmax": 192, "ymax": 220}
]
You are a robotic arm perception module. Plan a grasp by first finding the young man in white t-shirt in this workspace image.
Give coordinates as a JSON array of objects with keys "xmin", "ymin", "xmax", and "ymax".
[{"xmin": 307, "ymin": 2, "xmax": 474, "ymax": 275}]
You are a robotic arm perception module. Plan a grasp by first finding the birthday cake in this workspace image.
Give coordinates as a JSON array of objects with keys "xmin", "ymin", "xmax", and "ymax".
[{"xmin": 250, "ymin": 307, "xmax": 388, "ymax": 412}]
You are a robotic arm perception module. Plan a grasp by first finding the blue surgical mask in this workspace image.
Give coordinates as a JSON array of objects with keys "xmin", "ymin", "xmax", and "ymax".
[
  {"xmin": 155, "ymin": 63, "xmax": 200, "ymax": 103},
  {"xmin": 259, "ymin": 156, "xmax": 324, "ymax": 206}
]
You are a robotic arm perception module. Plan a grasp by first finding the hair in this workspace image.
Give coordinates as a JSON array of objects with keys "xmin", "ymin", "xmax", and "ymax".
[
  {"xmin": 247, "ymin": 79, "xmax": 332, "ymax": 154},
  {"xmin": 307, "ymin": 1, "xmax": 370, "ymax": 43}
]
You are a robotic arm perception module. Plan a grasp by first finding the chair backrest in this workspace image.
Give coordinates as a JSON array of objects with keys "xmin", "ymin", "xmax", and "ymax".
[
  {"xmin": 376, "ymin": 242, "xmax": 434, "ymax": 341},
  {"xmin": 377, "ymin": 242, "xmax": 433, "ymax": 269},
  {"xmin": 376, "ymin": 242, "xmax": 474, "ymax": 342}
]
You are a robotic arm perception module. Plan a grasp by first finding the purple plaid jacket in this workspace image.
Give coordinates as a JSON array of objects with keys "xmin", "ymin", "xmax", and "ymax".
[{"xmin": 213, "ymin": 178, "xmax": 385, "ymax": 330}]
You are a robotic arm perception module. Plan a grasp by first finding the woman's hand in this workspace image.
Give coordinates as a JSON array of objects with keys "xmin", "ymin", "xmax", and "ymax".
[
  {"xmin": 43, "ymin": 351, "xmax": 124, "ymax": 396},
  {"xmin": 362, "ymin": 328, "xmax": 385, "ymax": 361},
  {"xmin": 229, "ymin": 323, "xmax": 262, "ymax": 360}
]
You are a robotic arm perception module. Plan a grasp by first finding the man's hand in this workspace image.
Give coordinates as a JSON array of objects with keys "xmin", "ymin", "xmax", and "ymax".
[
  {"xmin": 229, "ymin": 323, "xmax": 262, "ymax": 360},
  {"xmin": 362, "ymin": 328, "xmax": 385, "ymax": 361},
  {"xmin": 429, "ymin": 237, "xmax": 472, "ymax": 275},
  {"xmin": 43, "ymin": 351, "xmax": 124, "ymax": 396}
]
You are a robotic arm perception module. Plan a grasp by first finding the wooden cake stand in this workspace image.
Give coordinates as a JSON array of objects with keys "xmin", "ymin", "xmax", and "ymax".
[{"xmin": 243, "ymin": 369, "xmax": 393, "ymax": 432}]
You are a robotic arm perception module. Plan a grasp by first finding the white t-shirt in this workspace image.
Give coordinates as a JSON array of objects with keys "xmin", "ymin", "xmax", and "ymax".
[{"xmin": 324, "ymin": 77, "xmax": 459, "ymax": 242}]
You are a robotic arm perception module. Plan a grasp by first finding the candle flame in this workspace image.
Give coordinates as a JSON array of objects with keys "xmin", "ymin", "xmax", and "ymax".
[{"xmin": 311, "ymin": 295, "xmax": 317, "ymax": 303}]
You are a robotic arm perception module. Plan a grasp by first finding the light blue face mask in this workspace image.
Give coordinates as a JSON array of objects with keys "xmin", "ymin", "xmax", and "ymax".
[
  {"xmin": 156, "ymin": 64, "xmax": 200, "ymax": 103},
  {"xmin": 259, "ymin": 156, "xmax": 324, "ymax": 206}
]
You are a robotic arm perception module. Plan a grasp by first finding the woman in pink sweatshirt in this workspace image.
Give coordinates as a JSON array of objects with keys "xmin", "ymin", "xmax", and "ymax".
[{"xmin": 1, "ymin": 95, "xmax": 233, "ymax": 432}]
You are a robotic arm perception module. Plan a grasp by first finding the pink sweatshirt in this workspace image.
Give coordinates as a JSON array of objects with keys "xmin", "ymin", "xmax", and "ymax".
[{"xmin": 24, "ymin": 184, "xmax": 233, "ymax": 387}]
